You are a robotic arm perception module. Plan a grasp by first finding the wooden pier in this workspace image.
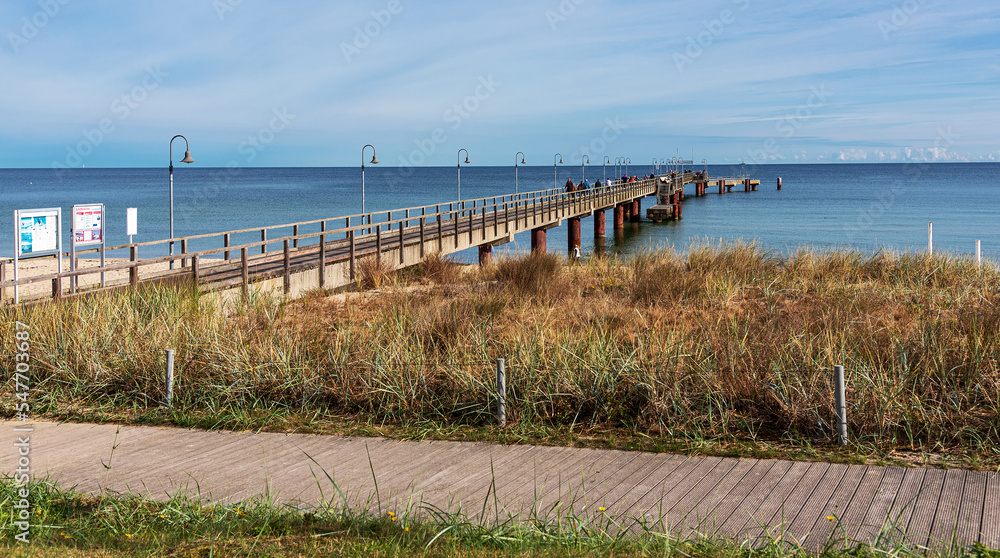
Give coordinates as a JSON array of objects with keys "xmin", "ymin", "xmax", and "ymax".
[{"xmin": 2, "ymin": 171, "xmax": 762, "ymax": 304}]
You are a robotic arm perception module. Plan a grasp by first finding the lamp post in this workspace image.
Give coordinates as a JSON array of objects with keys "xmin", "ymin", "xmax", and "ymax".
[
  {"xmin": 661, "ymin": 158, "xmax": 666, "ymax": 174},
  {"xmin": 581, "ymin": 155, "xmax": 589, "ymax": 183},
  {"xmin": 603, "ymin": 156, "xmax": 610, "ymax": 183},
  {"xmin": 614, "ymin": 157, "xmax": 621, "ymax": 181},
  {"xmin": 625, "ymin": 158, "xmax": 630, "ymax": 178},
  {"xmin": 168, "ymin": 135, "xmax": 195, "ymax": 270},
  {"xmin": 653, "ymin": 158, "xmax": 658, "ymax": 175},
  {"xmin": 515, "ymin": 151, "xmax": 525, "ymax": 194},
  {"xmin": 361, "ymin": 144, "xmax": 378, "ymax": 216},
  {"xmin": 457, "ymin": 148, "xmax": 470, "ymax": 200},
  {"xmin": 553, "ymin": 153, "xmax": 563, "ymax": 189}
]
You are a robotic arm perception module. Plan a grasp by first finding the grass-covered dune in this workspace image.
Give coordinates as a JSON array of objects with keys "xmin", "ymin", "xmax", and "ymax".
[{"xmin": 3, "ymin": 242, "xmax": 999, "ymax": 465}]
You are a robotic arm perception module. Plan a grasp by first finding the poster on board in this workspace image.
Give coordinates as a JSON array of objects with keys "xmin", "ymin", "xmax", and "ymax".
[
  {"xmin": 72, "ymin": 204, "xmax": 104, "ymax": 246},
  {"xmin": 17, "ymin": 208, "xmax": 61, "ymax": 257}
]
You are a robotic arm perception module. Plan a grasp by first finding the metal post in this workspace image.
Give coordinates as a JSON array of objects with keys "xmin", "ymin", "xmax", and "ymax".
[
  {"xmin": 834, "ymin": 365, "xmax": 847, "ymax": 445},
  {"xmin": 165, "ymin": 349, "xmax": 175, "ymax": 407},
  {"xmin": 496, "ymin": 358, "xmax": 506, "ymax": 426},
  {"xmin": 928, "ymin": 222, "xmax": 933, "ymax": 255},
  {"xmin": 976, "ymin": 240, "xmax": 981, "ymax": 267}
]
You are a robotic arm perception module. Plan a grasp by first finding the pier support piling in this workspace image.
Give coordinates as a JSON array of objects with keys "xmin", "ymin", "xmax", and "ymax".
[
  {"xmin": 568, "ymin": 217, "xmax": 581, "ymax": 254},
  {"xmin": 719, "ymin": 180, "xmax": 725, "ymax": 195},
  {"xmin": 614, "ymin": 204, "xmax": 625, "ymax": 229},
  {"xmin": 594, "ymin": 209, "xmax": 606, "ymax": 236},
  {"xmin": 530, "ymin": 228, "xmax": 547, "ymax": 253},
  {"xmin": 631, "ymin": 200, "xmax": 641, "ymax": 222},
  {"xmin": 478, "ymin": 244, "xmax": 492, "ymax": 267}
]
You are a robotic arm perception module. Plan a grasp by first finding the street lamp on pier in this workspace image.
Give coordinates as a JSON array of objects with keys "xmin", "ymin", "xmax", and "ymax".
[
  {"xmin": 361, "ymin": 144, "xmax": 378, "ymax": 215},
  {"xmin": 553, "ymin": 153, "xmax": 563, "ymax": 189},
  {"xmin": 457, "ymin": 148, "xmax": 470, "ymax": 200},
  {"xmin": 168, "ymin": 134, "xmax": 195, "ymax": 270},
  {"xmin": 515, "ymin": 151, "xmax": 525, "ymax": 194},
  {"xmin": 581, "ymin": 155, "xmax": 589, "ymax": 183},
  {"xmin": 603, "ymin": 156, "xmax": 610, "ymax": 183}
]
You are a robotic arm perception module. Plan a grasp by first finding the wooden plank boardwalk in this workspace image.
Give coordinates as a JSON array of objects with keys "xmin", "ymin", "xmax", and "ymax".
[{"xmin": 2, "ymin": 421, "xmax": 997, "ymax": 552}]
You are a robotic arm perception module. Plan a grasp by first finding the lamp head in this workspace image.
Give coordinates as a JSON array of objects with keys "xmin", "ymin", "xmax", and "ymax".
[
  {"xmin": 520, "ymin": 156, "xmax": 526, "ymax": 164},
  {"xmin": 371, "ymin": 154, "xmax": 379, "ymax": 165},
  {"xmin": 558, "ymin": 157, "xmax": 564, "ymax": 164},
  {"xmin": 464, "ymin": 156, "xmax": 471, "ymax": 164},
  {"xmin": 180, "ymin": 151, "xmax": 196, "ymax": 164}
]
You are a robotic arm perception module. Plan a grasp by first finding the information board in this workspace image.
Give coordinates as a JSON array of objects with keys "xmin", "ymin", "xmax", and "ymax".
[
  {"xmin": 72, "ymin": 204, "xmax": 104, "ymax": 246},
  {"xmin": 17, "ymin": 208, "xmax": 61, "ymax": 257}
]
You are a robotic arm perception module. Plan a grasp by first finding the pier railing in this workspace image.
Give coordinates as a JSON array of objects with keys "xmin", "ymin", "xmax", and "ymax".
[{"xmin": 2, "ymin": 177, "xmax": 661, "ymax": 304}]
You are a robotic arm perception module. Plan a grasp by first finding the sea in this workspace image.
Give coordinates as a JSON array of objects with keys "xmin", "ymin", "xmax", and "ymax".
[{"xmin": 1, "ymin": 163, "xmax": 998, "ymax": 263}]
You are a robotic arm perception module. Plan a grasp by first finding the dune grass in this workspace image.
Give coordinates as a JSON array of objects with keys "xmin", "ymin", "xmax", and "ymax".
[{"xmin": 2, "ymin": 242, "xmax": 1000, "ymax": 467}]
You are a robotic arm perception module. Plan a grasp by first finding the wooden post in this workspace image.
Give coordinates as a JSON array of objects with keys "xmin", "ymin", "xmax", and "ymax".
[
  {"xmin": 130, "ymin": 245, "xmax": 139, "ymax": 286},
  {"xmin": 349, "ymin": 230, "xmax": 356, "ymax": 281},
  {"xmin": 398, "ymin": 220, "xmax": 405, "ymax": 264},
  {"xmin": 191, "ymin": 255, "xmax": 200, "ymax": 283},
  {"xmin": 437, "ymin": 213, "xmax": 443, "ymax": 251},
  {"xmin": 376, "ymin": 225, "xmax": 382, "ymax": 256},
  {"xmin": 241, "ymin": 248, "xmax": 249, "ymax": 298},
  {"xmin": 293, "ymin": 225, "xmax": 299, "ymax": 249},
  {"xmin": 261, "ymin": 229, "xmax": 267, "ymax": 254},
  {"xmin": 0, "ymin": 260, "xmax": 5, "ymax": 302},
  {"xmin": 180, "ymin": 239, "xmax": 187, "ymax": 268},
  {"xmin": 283, "ymin": 240, "xmax": 290, "ymax": 294},
  {"xmin": 224, "ymin": 233, "xmax": 231, "ymax": 261},
  {"xmin": 454, "ymin": 210, "xmax": 460, "ymax": 249},
  {"xmin": 319, "ymin": 222, "xmax": 326, "ymax": 288},
  {"xmin": 52, "ymin": 277, "xmax": 61, "ymax": 300},
  {"xmin": 419, "ymin": 217, "xmax": 426, "ymax": 257}
]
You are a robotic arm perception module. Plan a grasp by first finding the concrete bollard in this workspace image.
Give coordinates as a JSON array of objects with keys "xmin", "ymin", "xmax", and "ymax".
[
  {"xmin": 834, "ymin": 365, "xmax": 847, "ymax": 445},
  {"xmin": 165, "ymin": 349, "xmax": 175, "ymax": 408},
  {"xmin": 496, "ymin": 359, "xmax": 507, "ymax": 426}
]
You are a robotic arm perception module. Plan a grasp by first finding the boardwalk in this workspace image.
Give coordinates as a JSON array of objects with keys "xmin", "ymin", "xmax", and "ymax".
[
  {"xmin": 3, "ymin": 420, "xmax": 997, "ymax": 552},
  {"xmin": 4, "ymin": 172, "xmax": 735, "ymax": 304}
]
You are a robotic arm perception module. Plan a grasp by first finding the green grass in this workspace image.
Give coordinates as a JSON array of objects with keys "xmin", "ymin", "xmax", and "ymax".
[
  {"xmin": 1, "ymin": 477, "xmax": 996, "ymax": 557},
  {"xmin": 3, "ymin": 243, "xmax": 1000, "ymax": 468}
]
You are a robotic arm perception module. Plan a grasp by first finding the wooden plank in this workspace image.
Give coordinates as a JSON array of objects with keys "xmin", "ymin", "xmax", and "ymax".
[
  {"xmin": 617, "ymin": 456, "xmax": 716, "ymax": 528},
  {"xmin": 832, "ymin": 466, "xmax": 886, "ymax": 549},
  {"xmin": 954, "ymin": 471, "xmax": 987, "ymax": 548},
  {"xmin": 928, "ymin": 469, "xmax": 969, "ymax": 550},
  {"xmin": 659, "ymin": 457, "xmax": 741, "ymax": 536},
  {"xmin": 596, "ymin": 453, "xmax": 688, "ymax": 517},
  {"xmin": 781, "ymin": 463, "xmax": 848, "ymax": 550},
  {"xmin": 717, "ymin": 460, "xmax": 793, "ymax": 539},
  {"xmin": 675, "ymin": 458, "xmax": 758, "ymax": 538},
  {"xmin": 904, "ymin": 468, "xmax": 947, "ymax": 550},
  {"xmin": 981, "ymin": 472, "xmax": 1000, "ymax": 547},
  {"xmin": 798, "ymin": 464, "xmax": 868, "ymax": 550},
  {"xmin": 738, "ymin": 461, "xmax": 818, "ymax": 546},
  {"xmin": 531, "ymin": 449, "xmax": 638, "ymax": 519},
  {"xmin": 853, "ymin": 466, "xmax": 906, "ymax": 547},
  {"xmin": 754, "ymin": 461, "xmax": 832, "ymax": 546},
  {"xmin": 876, "ymin": 467, "xmax": 927, "ymax": 549}
]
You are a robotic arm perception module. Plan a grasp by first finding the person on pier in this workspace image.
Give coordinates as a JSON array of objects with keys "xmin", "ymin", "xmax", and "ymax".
[{"xmin": 564, "ymin": 177, "xmax": 575, "ymax": 193}]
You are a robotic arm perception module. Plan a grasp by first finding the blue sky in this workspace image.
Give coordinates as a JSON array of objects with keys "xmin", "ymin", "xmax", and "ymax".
[{"xmin": 1, "ymin": 0, "xmax": 997, "ymax": 168}]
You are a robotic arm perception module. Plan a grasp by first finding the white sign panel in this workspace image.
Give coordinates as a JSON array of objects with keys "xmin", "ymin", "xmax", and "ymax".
[
  {"xmin": 17, "ymin": 208, "xmax": 61, "ymax": 257},
  {"xmin": 73, "ymin": 204, "xmax": 104, "ymax": 246},
  {"xmin": 126, "ymin": 207, "xmax": 138, "ymax": 236}
]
